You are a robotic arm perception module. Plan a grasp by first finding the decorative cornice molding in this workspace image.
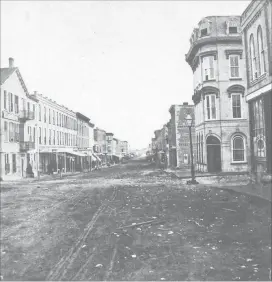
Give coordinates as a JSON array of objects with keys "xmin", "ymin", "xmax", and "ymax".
[
  {"xmin": 244, "ymin": 9, "xmax": 262, "ymax": 31},
  {"xmin": 226, "ymin": 84, "xmax": 245, "ymax": 97},
  {"xmin": 200, "ymin": 50, "xmax": 217, "ymax": 61},
  {"xmin": 225, "ymin": 49, "xmax": 243, "ymax": 59},
  {"xmin": 185, "ymin": 36, "xmax": 242, "ymax": 69},
  {"xmin": 192, "ymin": 86, "xmax": 220, "ymax": 105}
]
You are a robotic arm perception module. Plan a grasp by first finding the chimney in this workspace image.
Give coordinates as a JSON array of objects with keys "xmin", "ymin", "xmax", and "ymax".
[
  {"xmin": 9, "ymin": 57, "xmax": 14, "ymax": 68},
  {"xmin": 183, "ymin": 102, "xmax": 189, "ymax": 105}
]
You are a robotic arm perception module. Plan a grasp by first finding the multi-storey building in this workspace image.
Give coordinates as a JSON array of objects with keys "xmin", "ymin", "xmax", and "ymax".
[
  {"xmin": 120, "ymin": 140, "xmax": 128, "ymax": 156},
  {"xmin": 241, "ymin": 0, "xmax": 272, "ymax": 182},
  {"xmin": 186, "ymin": 16, "xmax": 249, "ymax": 173},
  {"xmin": 0, "ymin": 58, "xmax": 37, "ymax": 180},
  {"xmin": 94, "ymin": 127, "xmax": 107, "ymax": 164},
  {"xmin": 106, "ymin": 132, "xmax": 114, "ymax": 163},
  {"xmin": 31, "ymin": 92, "xmax": 79, "ymax": 174},
  {"xmin": 168, "ymin": 103, "xmax": 196, "ymax": 168}
]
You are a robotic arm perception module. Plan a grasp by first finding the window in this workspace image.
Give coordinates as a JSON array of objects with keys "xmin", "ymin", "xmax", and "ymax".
[
  {"xmin": 53, "ymin": 110, "xmax": 55, "ymax": 125},
  {"xmin": 232, "ymin": 136, "xmax": 245, "ymax": 162},
  {"xmin": 4, "ymin": 91, "xmax": 7, "ymax": 110},
  {"xmin": 44, "ymin": 128, "xmax": 47, "ymax": 144},
  {"xmin": 257, "ymin": 26, "xmax": 265, "ymax": 75},
  {"xmin": 9, "ymin": 93, "xmax": 13, "ymax": 112},
  {"xmin": 49, "ymin": 109, "xmax": 51, "ymax": 124},
  {"xmin": 33, "ymin": 104, "xmax": 35, "ymax": 119},
  {"xmin": 39, "ymin": 127, "xmax": 42, "ymax": 144},
  {"xmin": 39, "ymin": 105, "xmax": 41, "ymax": 121},
  {"xmin": 49, "ymin": 129, "xmax": 51, "ymax": 145},
  {"xmin": 12, "ymin": 154, "xmax": 16, "ymax": 173},
  {"xmin": 4, "ymin": 121, "xmax": 8, "ymax": 141},
  {"xmin": 53, "ymin": 130, "xmax": 55, "ymax": 145},
  {"xmin": 206, "ymin": 94, "xmax": 217, "ymax": 120},
  {"xmin": 5, "ymin": 154, "xmax": 10, "ymax": 174},
  {"xmin": 249, "ymin": 34, "xmax": 257, "ymax": 80},
  {"xmin": 229, "ymin": 55, "xmax": 240, "ymax": 78},
  {"xmin": 14, "ymin": 95, "xmax": 19, "ymax": 113},
  {"xmin": 44, "ymin": 107, "xmax": 47, "ymax": 122},
  {"xmin": 232, "ymin": 94, "xmax": 242, "ymax": 118},
  {"xmin": 9, "ymin": 122, "xmax": 14, "ymax": 142},
  {"xmin": 201, "ymin": 28, "xmax": 208, "ymax": 37},
  {"xmin": 229, "ymin": 26, "xmax": 237, "ymax": 34},
  {"xmin": 202, "ymin": 56, "xmax": 215, "ymax": 81},
  {"xmin": 33, "ymin": 127, "xmax": 36, "ymax": 143}
]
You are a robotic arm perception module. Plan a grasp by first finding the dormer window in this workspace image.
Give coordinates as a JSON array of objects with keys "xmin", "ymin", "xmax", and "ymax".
[
  {"xmin": 229, "ymin": 26, "xmax": 238, "ymax": 34},
  {"xmin": 201, "ymin": 28, "xmax": 208, "ymax": 37}
]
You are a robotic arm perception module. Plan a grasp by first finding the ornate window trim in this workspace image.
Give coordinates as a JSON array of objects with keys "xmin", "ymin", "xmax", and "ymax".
[
  {"xmin": 202, "ymin": 86, "xmax": 220, "ymax": 99},
  {"xmin": 200, "ymin": 50, "xmax": 217, "ymax": 61},
  {"xmin": 226, "ymin": 84, "xmax": 245, "ymax": 98},
  {"xmin": 225, "ymin": 49, "xmax": 243, "ymax": 59}
]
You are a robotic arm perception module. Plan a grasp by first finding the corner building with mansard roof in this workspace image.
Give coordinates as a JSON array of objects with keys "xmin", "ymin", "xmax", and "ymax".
[{"xmin": 185, "ymin": 16, "xmax": 249, "ymax": 173}]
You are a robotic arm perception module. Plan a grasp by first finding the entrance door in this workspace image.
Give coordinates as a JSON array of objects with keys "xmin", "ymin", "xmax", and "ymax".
[{"xmin": 206, "ymin": 136, "xmax": 221, "ymax": 173}]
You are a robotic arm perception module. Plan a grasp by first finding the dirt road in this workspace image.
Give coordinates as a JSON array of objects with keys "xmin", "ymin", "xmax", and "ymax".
[{"xmin": 1, "ymin": 159, "xmax": 271, "ymax": 280}]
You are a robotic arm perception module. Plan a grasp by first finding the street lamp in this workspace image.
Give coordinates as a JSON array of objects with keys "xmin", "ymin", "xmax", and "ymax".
[
  {"xmin": 35, "ymin": 123, "xmax": 40, "ymax": 180},
  {"xmin": 185, "ymin": 114, "xmax": 198, "ymax": 185}
]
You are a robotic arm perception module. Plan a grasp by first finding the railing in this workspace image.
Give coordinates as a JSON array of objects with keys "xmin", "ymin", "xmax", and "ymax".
[
  {"xmin": 19, "ymin": 110, "xmax": 35, "ymax": 121},
  {"xmin": 20, "ymin": 141, "xmax": 35, "ymax": 151}
]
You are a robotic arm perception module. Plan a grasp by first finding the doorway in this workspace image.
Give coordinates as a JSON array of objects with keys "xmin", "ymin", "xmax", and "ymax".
[{"xmin": 206, "ymin": 136, "xmax": 221, "ymax": 173}]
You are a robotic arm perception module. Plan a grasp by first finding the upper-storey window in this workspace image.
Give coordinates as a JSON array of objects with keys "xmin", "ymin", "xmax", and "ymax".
[
  {"xmin": 39, "ymin": 105, "xmax": 41, "ymax": 121},
  {"xmin": 49, "ymin": 109, "xmax": 51, "ymax": 124},
  {"xmin": 4, "ymin": 91, "xmax": 7, "ymax": 110},
  {"xmin": 53, "ymin": 110, "xmax": 55, "ymax": 125},
  {"xmin": 257, "ymin": 26, "xmax": 266, "ymax": 76},
  {"xmin": 44, "ymin": 106, "xmax": 47, "ymax": 123},
  {"xmin": 206, "ymin": 94, "xmax": 217, "ymax": 120},
  {"xmin": 229, "ymin": 26, "xmax": 238, "ymax": 34},
  {"xmin": 202, "ymin": 56, "xmax": 215, "ymax": 81},
  {"xmin": 200, "ymin": 28, "xmax": 208, "ymax": 37},
  {"xmin": 249, "ymin": 34, "xmax": 257, "ymax": 81},
  {"xmin": 232, "ymin": 93, "xmax": 242, "ymax": 119},
  {"xmin": 14, "ymin": 95, "xmax": 19, "ymax": 114},
  {"xmin": 229, "ymin": 55, "xmax": 240, "ymax": 78}
]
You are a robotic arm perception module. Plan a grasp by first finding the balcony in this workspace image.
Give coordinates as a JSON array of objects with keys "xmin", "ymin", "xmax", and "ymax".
[
  {"xmin": 19, "ymin": 110, "xmax": 35, "ymax": 122},
  {"xmin": 20, "ymin": 141, "xmax": 35, "ymax": 152}
]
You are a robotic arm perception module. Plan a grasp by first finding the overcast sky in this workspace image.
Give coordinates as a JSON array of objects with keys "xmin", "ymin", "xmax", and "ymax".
[{"xmin": 1, "ymin": 1, "xmax": 250, "ymax": 149}]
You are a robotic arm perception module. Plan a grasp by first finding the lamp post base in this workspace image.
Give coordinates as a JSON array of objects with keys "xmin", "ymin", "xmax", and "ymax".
[{"xmin": 186, "ymin": 179, "xmax": 199, "ymax": 185}]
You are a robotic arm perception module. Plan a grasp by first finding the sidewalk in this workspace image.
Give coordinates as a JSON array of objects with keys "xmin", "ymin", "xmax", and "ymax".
[{"xmin": 164, "ymin": 168, "xmax": 271, "ymax": 202}]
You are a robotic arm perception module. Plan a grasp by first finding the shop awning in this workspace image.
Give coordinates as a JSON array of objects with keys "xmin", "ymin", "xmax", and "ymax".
[{"xmin": 68, "ymin": 151, "xmax": 86, "ymax": 157}]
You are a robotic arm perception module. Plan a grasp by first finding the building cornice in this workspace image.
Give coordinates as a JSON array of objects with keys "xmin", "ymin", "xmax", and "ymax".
[
  {"xmin": 225, "ymin": 49, "xmax": 243, "ymax": 59},
  {"xmin": 226, "ymin": 84, "xmax": 246, "ymax": 97},
  {"xmin": 185, "ymin": 36, "xmax": 242, "ymax": 69}
]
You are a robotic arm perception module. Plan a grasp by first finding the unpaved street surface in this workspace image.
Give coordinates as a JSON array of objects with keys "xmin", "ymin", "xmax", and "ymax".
[{"xmin": 1, "ymin": 159, "xmax": 271, "ymax": 281}]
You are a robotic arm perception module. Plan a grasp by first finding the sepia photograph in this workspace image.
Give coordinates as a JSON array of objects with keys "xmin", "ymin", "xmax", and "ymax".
[{"xmin": 0, "ymin": 0, "xmax": 271, "ymax": 281}]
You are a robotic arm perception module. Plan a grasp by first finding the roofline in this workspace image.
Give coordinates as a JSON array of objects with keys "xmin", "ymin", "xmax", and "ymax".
[{"xmin": 76, "ymin": 112, "xmax": 90, "ymax": 122}]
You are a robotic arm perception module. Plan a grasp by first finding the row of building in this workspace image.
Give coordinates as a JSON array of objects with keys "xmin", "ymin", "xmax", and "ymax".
[
  {"xmin": 149, "ymin": 0, "xmax": 271, "ymax": 183},
  {"xmin": 0, "ymin": 58, "xmax": 129, "ymax": 180}
]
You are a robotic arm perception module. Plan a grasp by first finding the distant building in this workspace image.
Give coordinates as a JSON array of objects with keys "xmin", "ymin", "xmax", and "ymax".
[
  {"xmin": 241, "ymin": 0, "xmax": 272, "ymax": 181},
  {"xmin": 120, "ymin": 140, "xmax": 128, "ymax": 156},
  {"xmin": 94, "ymin": 128, "xmax": 107, "ymax": 164},
  {"xmin": 186, "ymin": 16, "xmax": 249, "ymax": 173},
  {"xmin": 168, "ymin": 103, "xmax": 196, "ymax": 168}
]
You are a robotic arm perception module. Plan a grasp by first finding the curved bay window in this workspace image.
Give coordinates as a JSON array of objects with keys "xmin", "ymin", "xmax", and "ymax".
[{"xmin": 232, "ymin": 135, "xmax": 245, "ymax": 162}]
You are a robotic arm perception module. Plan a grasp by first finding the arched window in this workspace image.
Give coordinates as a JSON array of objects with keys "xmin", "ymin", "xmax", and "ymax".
[
  {"xmin": 232, "ymin": 135, "xmax": 245, "ymax": 162},
  {"xmin": 249, "ymin": 34, "xmax": 257, "ymax": 80},
  {"xmin": 257, "ymin": 26, "xmax": 265, "ymax": 75}
]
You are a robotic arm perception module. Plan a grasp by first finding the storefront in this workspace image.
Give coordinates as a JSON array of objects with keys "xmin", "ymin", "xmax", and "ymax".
[{"xmin": 249, "ymin": 91, "xmax": 272, "ymax": 180}]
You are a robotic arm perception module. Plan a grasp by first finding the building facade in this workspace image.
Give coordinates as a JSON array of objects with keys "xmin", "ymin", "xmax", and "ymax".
[
  {"xmin": 186, "ymin": 16, "xmax": 249, "ymax": 173},
  {"xmin": 94, "ymin": 128, "xmax": 107, "ymax": 164},
  {"xmin": 241, "ymin": 0, "xmax": 272, "ymax": 181},
  {"xmin": 1, "ymin": 58, "xmax": 37, "ymax": 180},
  {"xmin": 168, "ymin": 103, "xmax": 196, "ymax": 168},
  {"xmin": 32, "ymin": 92, "xmax": 78, "ymax": 174}
]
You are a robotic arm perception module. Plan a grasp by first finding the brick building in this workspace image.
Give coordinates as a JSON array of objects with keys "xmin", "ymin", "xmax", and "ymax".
[
  {"xmin": 168, "ymin": 103, "xmax": 196, "ymax": 168},
  {"xmin": 241, "ymin": 0, "xmax": 272, "ymax": 182},
  {"xmin": 186, "ymin": 16, "xmax": 249, "ymax": 173}
]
